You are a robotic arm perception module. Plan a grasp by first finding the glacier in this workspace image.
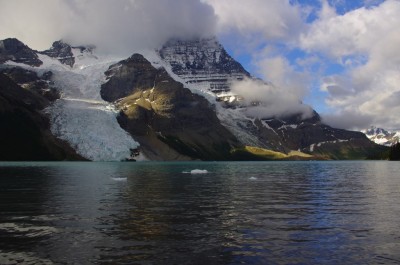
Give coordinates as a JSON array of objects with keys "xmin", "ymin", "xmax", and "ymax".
[{"xmin": 33, "ymin": 50, "xmax": 141, "ymax": 161}]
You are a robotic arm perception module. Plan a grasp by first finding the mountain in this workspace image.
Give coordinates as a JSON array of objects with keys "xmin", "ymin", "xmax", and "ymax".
[
  {"xmin": 0, "ymin": 38, "xmax": 42, "ymax": 66},
  {"xmin": 362, "ymin": 126, "xmax": 400, "ymax": 146},
  {"xmin": 157, "ymin": 38, "xmax": 384, "ymax": 160},
  {"xmin": 100, "ymin": 54, "xmax": 240, "ymax": 160},
  {"xmin": 158, "ymin": 38, "xmax": 250, "ymax": 94},
  {"xmin": 0, "ymin": 37, "xmax": 385, "ymax": 161}
]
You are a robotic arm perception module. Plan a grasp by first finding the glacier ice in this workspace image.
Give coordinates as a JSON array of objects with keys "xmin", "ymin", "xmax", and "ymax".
[{"xmin": 36, "ymin": 51, "xmax": 140, "ymax": 161}]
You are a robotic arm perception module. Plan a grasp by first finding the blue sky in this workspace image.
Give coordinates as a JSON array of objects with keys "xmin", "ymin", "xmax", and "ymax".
[{"xmin": 1, "ymin": 0, "xmax": 399, "ymax": 130}]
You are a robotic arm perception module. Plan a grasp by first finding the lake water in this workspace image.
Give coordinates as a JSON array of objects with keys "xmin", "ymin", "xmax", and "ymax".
[{"xmin": 0, "ymin": 161, "xmax": 400, "ymax": 264}]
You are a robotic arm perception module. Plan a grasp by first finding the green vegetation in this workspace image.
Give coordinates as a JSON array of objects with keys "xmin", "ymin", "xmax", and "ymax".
[{"xmin": 231, "ymin": 146, "xmax": 315, "ymax": 161}]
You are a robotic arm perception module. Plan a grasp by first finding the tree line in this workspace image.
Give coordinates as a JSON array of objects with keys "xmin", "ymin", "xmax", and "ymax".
[{"xmin": 389, "ymin": 142, "xmax": 400, "ymax": 161}]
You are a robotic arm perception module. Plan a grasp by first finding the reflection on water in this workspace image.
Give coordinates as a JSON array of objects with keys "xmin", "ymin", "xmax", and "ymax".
[{"xmin": 1, "ymin": 161, "xmax": 400, "ymax": 264}]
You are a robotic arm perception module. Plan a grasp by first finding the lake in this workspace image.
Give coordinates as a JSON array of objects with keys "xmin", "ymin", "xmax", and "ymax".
[{"xmin": 0, "ymin": 161, "xmax": 400, "ymax": 264}]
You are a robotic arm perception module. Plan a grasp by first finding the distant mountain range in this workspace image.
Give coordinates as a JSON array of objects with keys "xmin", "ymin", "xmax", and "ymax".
[
  {"xmin": 0, "ymin": 37, "xmax": 386, "ymax": 161},
  {"xmin": 362, "ymin": 127, "xmax": 400, "ymax": 146}
]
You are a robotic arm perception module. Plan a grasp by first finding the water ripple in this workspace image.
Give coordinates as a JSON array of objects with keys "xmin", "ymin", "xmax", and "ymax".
[{"xmin": 0, "ymin": 161, "xmax": 400, "ymax": 264}]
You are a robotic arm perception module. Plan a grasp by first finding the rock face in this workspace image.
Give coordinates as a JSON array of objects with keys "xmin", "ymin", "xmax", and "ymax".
[
  {"xmin": 40, "ymin": 41, "xmax": 97, "ymax": 67},
  {"xmin": 0, "ymin": 70, "xmax": 84, "ymax": 161},
  {"xmin": 159, "ymin": 38, "xmax": 250, "ymax": 94},
  {"xmin": 0, "ymin": 38, "xmax": 42, "ymax": 66},
  {"xmin": 0, "ymin": 39, "xmax": 84, "ymax": 160},
  {"xmin": 101, "ymin": 54, "xmax": 240, "ymax": 160},
  {"xmin": 262, "ymin": 115, "xmax": 383, "ymax": 159},
  {"xmin": 0, "ymin": 67, "xmax": 59, "ymax": 102},
  {"xmin": 41, "ymin": 41, "xmax": 75, "ymax": 67}
]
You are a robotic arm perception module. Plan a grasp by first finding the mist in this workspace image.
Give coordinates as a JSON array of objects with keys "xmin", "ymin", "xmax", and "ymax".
[
  {"xmin": 321, "ymin": 111, "xmax": 374, "ymax": 131},
  {"xmin": 231, "ymin": 78, "xmax": 313, "ymax": 120},
  {"xmin": 0, "ymin": 0, "xmax": 217, "ymax": 55}
]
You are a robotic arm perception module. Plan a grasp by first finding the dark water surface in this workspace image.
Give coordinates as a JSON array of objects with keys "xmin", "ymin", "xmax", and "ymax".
[{"xmin": 1, "ymin": 161, "xmax": 400, "ymax": 264}]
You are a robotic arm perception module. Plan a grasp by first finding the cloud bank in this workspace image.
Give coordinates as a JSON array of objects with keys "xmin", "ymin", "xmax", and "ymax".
[
  {"xmin": 231, "ymin": 78, "xmax": 313, "ymax": 120},
  {"xmin": 0, "ymin": 0, "xmax": 216, "ymax": 55},
  {"xmin": 204, "ymin": 0, "xmax": 304, "ymax": 43}
]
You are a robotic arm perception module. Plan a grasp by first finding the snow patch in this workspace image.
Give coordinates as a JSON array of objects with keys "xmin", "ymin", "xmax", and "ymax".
[
  {"xmin": 310, "ymin": 144, "xmax": 315, "ymax": 152},
  {"xmin": 278, "ymin": 124, "xmax": 298, "ymax": 130},
  {"xmin": 261, "ymin": 120, "xmax": 279, "ymax": 136},
  {"xmin": 309, "ymin": 139, "xmax": 349, "ymax": 152}
]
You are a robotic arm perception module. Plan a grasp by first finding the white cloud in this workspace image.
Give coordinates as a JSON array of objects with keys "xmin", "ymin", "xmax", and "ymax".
[
  {"xmin": 305, "ymin": 0, "xmax": 400, "ymax": 129},
  {"xmin": 204, "ymin": 0, "xmax": 305, "ymax": 45},
  {"xmin": 254, "ymin": 50, "xmax": 311, "ymax": 100},
  {"xmin": 322, "ymin": 110, "xmax": 374, "ymax": 130},
  {"xmin": 0, "ymin": 0, "xmax": 72, "ymax": 50},
  {"xmin": 0, "ymin": 0, "xmax": 216, "ymax": 55},
  {"xmin": 300, "ymin": 0, "xmax": 400, "ymax": 59},
  {"xmin": 231, "ymin": 78, "xmax": 313, "ymax": 119}
]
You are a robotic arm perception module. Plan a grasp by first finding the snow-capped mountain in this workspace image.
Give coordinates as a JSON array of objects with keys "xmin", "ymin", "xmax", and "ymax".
[
  {"xmin": 156, "ymin": 38, "xmax": 383, "ymax": 159},
  {"xmin": 158, "ymin": 38, "xmax": 250, "ymax": 94},
  {"xmin": 362, "ymin": 126, "xmax": 400, "ymax": 146},
  {"xmin": 0, "ymin": 37, "xmax": 385, "ymax": 161}
]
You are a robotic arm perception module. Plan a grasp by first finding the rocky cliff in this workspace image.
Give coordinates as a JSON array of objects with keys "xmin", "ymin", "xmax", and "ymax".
[
  {"xmin": 0, "ymin": 69, "xmax": 84, "ymax": 161},
  {"xmin": 159, "ymin": 38, "xmax": 250, "ymax": 94},
  {"xmin": 101, "ymin": 54, "xmax": 240, "ymax": 160},
  {"xmin": 0, "ymin": 38, "xmax": 42, "ymax": 67},
  {"xmin": 41, "ymin": 40, "xmax": 75, "ymax": 67}
]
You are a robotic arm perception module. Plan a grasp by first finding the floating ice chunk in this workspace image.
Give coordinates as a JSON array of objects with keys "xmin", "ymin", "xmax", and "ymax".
[
  {"xmin": 183, "ymin": 169, "xmax": 209, "ymax": 174},
  {"xmin": 191, "ymin": 169, "xmax": 208, "ymax": 174},
  {"xmin": 111, "ymin": 177, "xmax": 127, "ymax": 181},
  {"xmin": 249, "ymin": 177, "xmax": 258, "ymax": 180}
]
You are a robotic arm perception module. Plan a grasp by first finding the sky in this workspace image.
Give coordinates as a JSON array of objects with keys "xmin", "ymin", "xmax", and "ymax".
[{"xmin": 0, "ymin": 0, "xmax": 399, "ymax": 130}]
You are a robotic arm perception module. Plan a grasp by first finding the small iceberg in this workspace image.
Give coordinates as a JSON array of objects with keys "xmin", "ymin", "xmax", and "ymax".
[
  {"xmin": 249, "ymin": 177, "xmax": 258, "ymax": 180},
  {"xmin": 183, "ymin": 169, "xmax": 209, "ymax": 174},
  {"xmin": 111, "ymin": 177, "xmax": 127, "ymax": 181}
]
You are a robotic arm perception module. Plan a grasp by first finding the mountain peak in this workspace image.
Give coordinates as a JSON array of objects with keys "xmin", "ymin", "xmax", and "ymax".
[
  {"xmin": 0, "ymin": 38, "xmax": 25, "ymax": 47},
  {"xmin": 365, "ymin": 126, "xmax": 389, "ymax": 136},
  {"xmin": 0, "ymin": 38, "xmax": 42, "ymax": 66},
  {"xmin": 41, "ymin": 40, "xmax": 75, "ymax": 67},
  {"xmin": 363, "ymin": 126, "xmax": 400, "ymax": 146},
  {"xmin": 159, "ymin": 37, "xmax": 250, "ymax": 94}
]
